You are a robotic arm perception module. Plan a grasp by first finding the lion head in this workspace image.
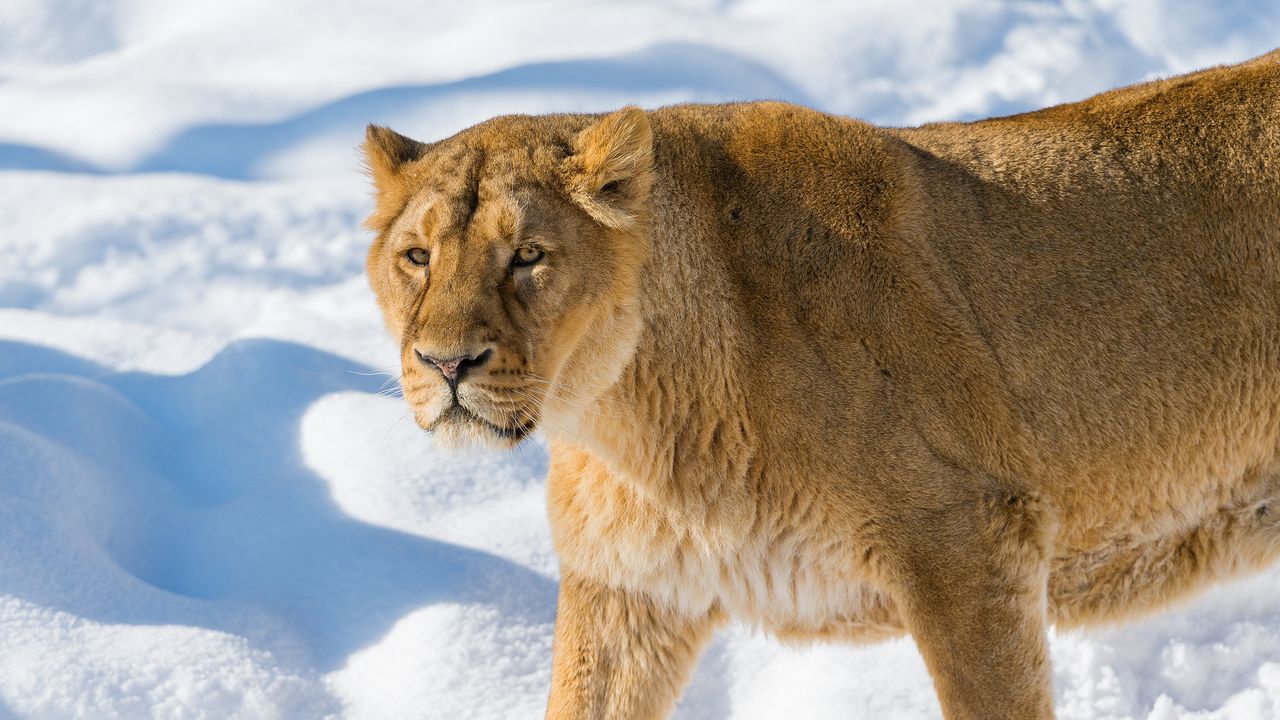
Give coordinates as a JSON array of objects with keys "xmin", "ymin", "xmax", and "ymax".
[{"xmin": 362, "ymin": 108, "xmax": 654, "ymax": 448}]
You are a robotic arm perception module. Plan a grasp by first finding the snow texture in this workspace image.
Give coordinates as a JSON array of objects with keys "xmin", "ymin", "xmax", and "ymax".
[{"xmin": 1, "ymin": 1, "xmax": 1279, "ymax": 718}]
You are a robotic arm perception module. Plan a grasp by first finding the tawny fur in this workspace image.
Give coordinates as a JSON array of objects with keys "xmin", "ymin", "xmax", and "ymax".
[{"xmin": 362, "ymin": 50, "xmax": 1280, "ymax": 719}]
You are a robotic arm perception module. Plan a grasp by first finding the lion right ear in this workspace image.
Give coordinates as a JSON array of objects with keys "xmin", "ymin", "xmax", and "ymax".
[
  {"xmin": 362, "ymin": 125, "xmax": 428, "ymax": 231},
  {"xmin": 563, "ymin": 107, "xmax": 654, "ymax": 230}
]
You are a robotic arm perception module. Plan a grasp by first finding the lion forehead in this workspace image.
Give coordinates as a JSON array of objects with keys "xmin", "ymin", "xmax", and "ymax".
[{"xmin": 392, "ymin": 174, "xmax": 527, "ymax": 246}]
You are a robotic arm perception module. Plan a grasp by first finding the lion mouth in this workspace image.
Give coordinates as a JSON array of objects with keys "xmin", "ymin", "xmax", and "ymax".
[{"xmin": 437, "ymin": 402, "xmax": 536, "ymax": 443}]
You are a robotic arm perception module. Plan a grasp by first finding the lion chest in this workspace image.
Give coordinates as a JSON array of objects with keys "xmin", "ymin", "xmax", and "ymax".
[{"xmin": 549, "ymin": 471, "xmax": 886, "ymax": 633}]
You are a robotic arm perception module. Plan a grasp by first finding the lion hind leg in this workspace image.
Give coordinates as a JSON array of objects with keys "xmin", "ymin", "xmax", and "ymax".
[{"xmin": 1050, "ymin": 494, "xmax": 1280, "ymax": 628}]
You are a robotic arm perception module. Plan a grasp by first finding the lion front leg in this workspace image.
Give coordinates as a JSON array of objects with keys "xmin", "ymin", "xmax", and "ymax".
[
  {"xmin": 890, "ymin": 489, "xmax": 1057, "ymax": 720},
  {"xmin": 545, "ymin": 572, "xmax": 722, "ymax": 720}
]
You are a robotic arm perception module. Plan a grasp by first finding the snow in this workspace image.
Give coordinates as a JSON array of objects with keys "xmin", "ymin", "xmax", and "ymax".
[{"xmin": 0, "ymin": 1, "xmax": 1278, "ymax": 718}]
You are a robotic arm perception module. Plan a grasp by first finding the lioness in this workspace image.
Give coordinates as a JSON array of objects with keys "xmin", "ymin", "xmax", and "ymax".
[{"xmin": 362, "ymin": 49, "xmax": 1280, "ymax": 719}]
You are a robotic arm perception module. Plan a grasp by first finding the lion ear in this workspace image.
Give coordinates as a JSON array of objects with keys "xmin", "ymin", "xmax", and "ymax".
[
  {"xmin": 563, "ymin": 106, "xmax": 653, "ymax": 230},
  {"xmin": 362, "ymin": 125, "xmax": 429, "ymax": 231}
]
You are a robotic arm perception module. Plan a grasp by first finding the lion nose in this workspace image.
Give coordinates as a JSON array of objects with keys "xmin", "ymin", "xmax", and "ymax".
[{"xmin": 414, "ymin": 347, "xmax": 493, "ymax": 389}]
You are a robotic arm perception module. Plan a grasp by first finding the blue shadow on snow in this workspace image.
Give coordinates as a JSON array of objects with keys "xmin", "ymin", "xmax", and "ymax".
[
  {"xmin": 0, "ymin": 338, "xmax": 556, "ymax": 671},
  {"xmin": 0, "ymin": 42, "xmax": 812, "ymax": 178}
]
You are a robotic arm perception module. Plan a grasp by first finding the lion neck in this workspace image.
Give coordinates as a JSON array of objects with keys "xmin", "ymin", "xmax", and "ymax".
[{"xmin": 547, "ymin": 141, "xmax": 761, "ymax": 520}]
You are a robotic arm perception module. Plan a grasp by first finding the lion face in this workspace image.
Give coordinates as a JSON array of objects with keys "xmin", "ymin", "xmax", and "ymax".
[{"xmin": 363, "ymin": 108, "xmax": 653, "ymax": 448}]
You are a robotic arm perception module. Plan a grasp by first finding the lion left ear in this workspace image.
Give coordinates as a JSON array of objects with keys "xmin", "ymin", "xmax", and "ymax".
[{"xmin": 563, "ymin": 106, "xmax": 653, "ymax": 230}]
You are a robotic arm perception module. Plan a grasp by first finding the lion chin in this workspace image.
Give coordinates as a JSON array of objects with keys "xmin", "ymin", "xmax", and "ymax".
[
  {"xmin": 415, "ymin": 402, "xmax": 538, "ymax": 451},
  {"xmin": 364, "ymin": 48, "xmax": 1280, "ymax": 720}
]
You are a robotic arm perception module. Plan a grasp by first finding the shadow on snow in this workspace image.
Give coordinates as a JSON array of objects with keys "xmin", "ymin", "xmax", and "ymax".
[
  {"xmin": 0, "ymin": 338, "xmax": 556, "ymax": 671},
  {"xmin": 0, "ymin": 42, "xmax": 812, "ymax": 179}
]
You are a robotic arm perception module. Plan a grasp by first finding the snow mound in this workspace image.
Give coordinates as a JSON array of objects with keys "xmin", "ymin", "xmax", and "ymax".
[{"xmin": 0, "ymin": 333, "xmax": 555, "ymax": 717}]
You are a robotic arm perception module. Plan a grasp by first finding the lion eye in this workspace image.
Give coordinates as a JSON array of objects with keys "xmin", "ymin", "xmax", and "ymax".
[
  {"xmin": 405, "ymin": 248, "xmax": 430, "ymax": 266},
  {"xmin": 512, "ymin": 246, "xmax": 544, "ymax": 268}
]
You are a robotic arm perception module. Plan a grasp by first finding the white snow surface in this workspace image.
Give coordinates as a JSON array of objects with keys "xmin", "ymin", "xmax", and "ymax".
[{"xmin": 1, "ymin": 1, "xmax": 1279, "ymax": 718}]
